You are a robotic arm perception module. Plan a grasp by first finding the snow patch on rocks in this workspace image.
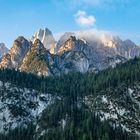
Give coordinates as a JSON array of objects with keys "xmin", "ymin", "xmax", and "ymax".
[{"xmin": 0, "ymin": 81, "xmax": 55, "ymax": 132}]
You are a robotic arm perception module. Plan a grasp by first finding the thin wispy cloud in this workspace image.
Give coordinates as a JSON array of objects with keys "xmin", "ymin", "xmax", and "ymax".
[
  {"xmin": 72, "ymin": 0, "xmax": 100, "ymax": 6},
  {"xmin": 72, "ymin": 0, "xmax": 132, "ymax": 6},
  {"xmin": 71, "ymin": 0, "xmax": 136, "ymax": 10},
  {"xmin": 74, "ymin": 10, "xmax": 96, "ymax": 27}
]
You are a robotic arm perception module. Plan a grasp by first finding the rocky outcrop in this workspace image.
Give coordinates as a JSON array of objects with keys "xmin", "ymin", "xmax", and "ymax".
[
  {"xmin": 31, "ymin": 28, "xmax": 56, "ymax": 53},
  {"xmin": 0, "ymin": 28, "xmax": 140, "ymax": 76},
  {"xmin": 57, "ymin": 31, "xmax": 140, "ymax": 60},
  {"xmin": 57, "ymin": 36, "xmax": 90, "ymax": 73},
  {"xmin": 0, "ymin": 43, "xmax": 9, "ymax": 57},
  {"xmin": 58, "ymin": 36, "xmax": 125, "ymax": 72},
  {"xmin": 19, "ymin": 39, "xmax": 60, "ymax": 76},
  {"xmin": 0, "ymin": 36, "xmax": 30, "ymax": 69},
  {"xmin": 56, "ymin": 32, "xmax": 74, "ymax": 52}
]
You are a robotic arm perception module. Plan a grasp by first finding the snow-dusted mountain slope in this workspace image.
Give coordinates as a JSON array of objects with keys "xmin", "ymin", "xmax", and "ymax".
[
  {"xmin": 0, "ymin": 81, "xmax": 57, "ymax": 132},
  {"xmin": 0, "ymin": 79, "xmax": 140, "ymax": 137},
  {"xmin": 84, "ymin": 83, "xmax": 140, "ymax": 135}
]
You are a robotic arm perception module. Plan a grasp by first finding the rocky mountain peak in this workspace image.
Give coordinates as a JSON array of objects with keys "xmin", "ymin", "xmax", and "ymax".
[
  {"xmin": 57, "ymin": 32, "xmax": 75, "ymax": 48},
  {"xmin": 32, "ymin": 39, "xmax": 44, "ymax": 49},
  {"xmin": 69, "ymin": 36, "xmax": 77, "ymax": 41},
  {"xmin": 123, "ymin": 39, "xmax": 137, "ymax": 48},
  {"xmin": 14, "ymin": 36, "xmax": 28, "ymax": 43},
  {"xmin": 58, "ymin": 36, "xmax": 77, "ymax": 55},
  {"xmin": 31, "ymin": 28, "xmax": 56, "ymax": 51},
  {"xmin": 19, "ymin": 38, "xmax": 60, "ymax": 76},
  {"xmin": 58, "ymin": 35, "xmax": 90, "ymax": 55},
  {"xmin": 0, "ymin": 36, "xmax": 30, "ymax": 69},
  {"xmin": 10, "ymin": 36, "xmax": 30, "ymax": 61},
  {"xmin": 10, "ymin": 36, "xmax": 30, "ymax": 52},
  {"xmin": 0, "ymin": 28, "xmax": 140, "ymax": 76},
  {"xmin": 0, "ymin": 43, "xmax": 9, "ymax": 57}
]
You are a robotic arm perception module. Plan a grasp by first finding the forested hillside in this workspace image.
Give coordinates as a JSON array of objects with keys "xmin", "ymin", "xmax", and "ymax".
[
  {"xmin": 0, "ymin": 57, "xmax": 140, "ymax": 95},
  {"xmin": 0, "ymin": 57, "xmax": 139, "ymax": 140}
]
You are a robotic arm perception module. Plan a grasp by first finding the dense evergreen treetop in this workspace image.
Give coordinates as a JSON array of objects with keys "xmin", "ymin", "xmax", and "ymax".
[
  {"xmin": 0, "ymin": 57, "xmax": 139, "ymax": 96},
  {"xmin": 0, "ymin": 57, "xmax": 139, "ymax": 140}
]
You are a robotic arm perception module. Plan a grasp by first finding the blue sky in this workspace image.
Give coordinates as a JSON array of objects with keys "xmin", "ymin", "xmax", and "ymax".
[{"xmin": 0, "ymin": 0, "xmax": 140, "ymax": 48}]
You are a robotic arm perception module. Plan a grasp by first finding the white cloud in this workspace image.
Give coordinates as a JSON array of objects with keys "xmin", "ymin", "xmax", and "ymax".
[
  {"xmin": 74, "ymin": 10, "xmax": 96, "ymax": 27},
  {"xmin": 54, "ymin": 32, "xmax": 65, "ymax": 41},
  {"xmin": 75, "ymin": 28, "xmax": 114, "ymax": 42}
]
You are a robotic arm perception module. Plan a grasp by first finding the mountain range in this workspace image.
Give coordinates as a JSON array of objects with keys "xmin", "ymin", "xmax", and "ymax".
[
  {"xmin": 0, "ymin": 27, "xmax": 140, "ymax": 76},
  {"xmin": 0, "ymin": 57, "xmax": 140, "ymax": 139},
  {"xmin": 0, "ymin": 28, "xmax": 140, "ymax": 140}
]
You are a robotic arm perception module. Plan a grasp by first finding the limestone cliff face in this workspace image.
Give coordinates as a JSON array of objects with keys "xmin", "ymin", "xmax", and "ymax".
[
  {"xmin": 0, "ymin": 28, "xmax": 140, "ymax": 76},
  {"xmin": 0, "ymin": 36, "xmax": 30, "ymax": 69},
  {"xmin": 19, "ymin": 39, "xmax": 60, "ymax": 76},
  {"xmin": 58, "ymin": 36, "xmax": 90, "ymax": 73},
  {"xmin": 0, "ymin": 43, "xmax": 9, "ymax": 57},
  {"xmin": 57, "ymin": 36, "xmax": 125, "ymax": 72},
  {"xmin": 31, "ymin": 28, "xmax": 56, "ymax": 53},
  {"xmin": 57, "ymin": 31, "xmax": 140, "ymax": 60},
  {"xmin": 56, "ymin": 32, "xmax": 74, "ymax": 52}
]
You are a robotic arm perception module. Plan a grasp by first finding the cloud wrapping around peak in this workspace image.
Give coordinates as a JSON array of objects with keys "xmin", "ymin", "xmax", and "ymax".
[{"xmin": 74, "ymin": 10, "xmax": 96, "ymax": 27}]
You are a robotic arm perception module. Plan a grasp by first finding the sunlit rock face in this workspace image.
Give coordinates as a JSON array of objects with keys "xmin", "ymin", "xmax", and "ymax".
[
  {"xmin": 56, "ymin": 32, "xmax": 75, "ymax": 52},
  {"xmin": 0, "ymin": 27, "xmax": 140, "ymax": 76},
  {"xmin": 57, "ymin": 30, "xmax": 140, "ymax": 60},
  {"xmin": 31, "ymin": 28, "xmax": 56, "ymax": 53},
  {"xmin": 57, "ymin": 36, "xmax": 126, "ymax": 71},
  {"xmin": 0, "ymin": 36, "xmax": 30, "ymax": 69},
  {"xmin": 19, "ymin": 39, "xmax": 60, "ymax": 76}
]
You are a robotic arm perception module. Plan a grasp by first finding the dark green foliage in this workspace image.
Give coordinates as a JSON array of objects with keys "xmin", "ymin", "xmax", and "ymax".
[
  {"xmin": 0, "ymin": 57, "xmax": 140, "ymax": 139},
  {"xmin": 0, "ymin": 57, "xmax": 140, "ymax": 96},
  {"xmin": 37, "ymin": 98, "xmax": 134, "ymax": 140},
  {"xmin": 0, "ymin": 124, "xmax": 35, "ymax": 140}
]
